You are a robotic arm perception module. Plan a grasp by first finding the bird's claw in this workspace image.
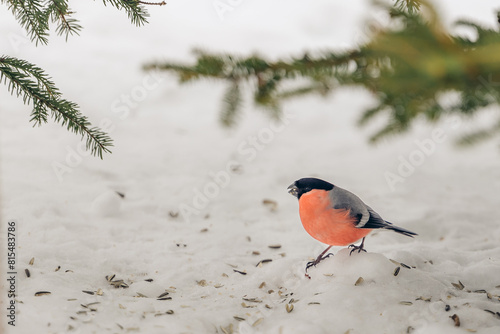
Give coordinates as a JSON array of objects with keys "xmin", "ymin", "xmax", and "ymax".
[
  {"xmin": 305, "ymin": 253, "xmax": 334, "ymax": 272},
  {"xmin": 348, "ymin": 237, "xmax": 367, "ymax": 256},
  {"xmin": 348, "ymin": 245, "xmax": 367, "ymax": 255}
]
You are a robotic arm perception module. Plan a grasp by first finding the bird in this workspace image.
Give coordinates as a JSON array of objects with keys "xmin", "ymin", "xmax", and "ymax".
[{"xmin": 287, "ymin": 177, "xmax": 417, "ymax": 273}]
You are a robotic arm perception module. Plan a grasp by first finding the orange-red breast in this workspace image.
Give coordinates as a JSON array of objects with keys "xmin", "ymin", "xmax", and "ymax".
[{"xmin": 287, "ymin": 177, "xmax": 416, "ymax": 273}]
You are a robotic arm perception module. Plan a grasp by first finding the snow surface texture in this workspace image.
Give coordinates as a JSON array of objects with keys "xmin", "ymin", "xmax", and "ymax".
[{"xmin": 1, "ymin": 1, "xmax": 500, "ymax": 333}]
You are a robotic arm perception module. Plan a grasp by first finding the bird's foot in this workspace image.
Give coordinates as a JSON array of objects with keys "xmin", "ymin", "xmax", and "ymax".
[
  {"xmin": 348, "ymin": 237, "xmax": 367, "ymax": 256},
  {"xmin": 305, "ymin": 252, "xmax": 334, "ymax": 272},
  {"xmin": 305, "ymin": 245, "xmax": 334, "ymax": 278}
]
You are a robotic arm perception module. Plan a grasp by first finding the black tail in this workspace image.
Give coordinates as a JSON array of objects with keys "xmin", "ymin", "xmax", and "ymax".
[{"xmin": 384, "ymin": 221, "xmax": 417, "ymax": 238}]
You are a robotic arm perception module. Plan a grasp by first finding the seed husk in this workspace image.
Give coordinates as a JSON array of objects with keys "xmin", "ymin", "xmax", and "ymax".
[
  {"xmin": 233, "ymin": 269, "xmax": 247, "ymax": 275},
  {"xmin": 252, "ymin": 318, "xmax": 264, "ymax": 327},
  {"xmin": 166, "ymin": 310, "xmax": 174, "ymax": 314},
  {"xmin": 473, "ymin": 289, "xmax": 487, "ymax": 293},
  {"xmin": 259, "ymin": 282, "xmax": 266, "ymax": 289},
  {"xmin": 106, "ymin": 274, "xmax": 115, "ymax": 282},
  {"xmin": 96, "ymin": 288, "xmax": 103, "ymax": 296},
  {"xmin": 136, "ymin": 292, "xmax": 147, "ymax": 298},
  {"xmin": 233, "ymin": 316, "xmax": 245, "ymax": 321},
  {"xmin": 29, "ymin": 257, "xmax": 35, "ymax": 265},
  {"xmin": 55, "ymin": 266, "xmax": 61, "ymax": 272},
  {"xmin": 262, "ymin": 199, "xmax": 278, "ymax": 212},
  {"xmin": 35, "ymin": 291, "xmax": 51, "ymax": 296},
  {"xmin": 256, "ymin": 259, "xmax": 273, "ymax": 267},
  {"xmin": 157, "ymin": 296, "xmax": 172, "ymax": 301},
  {"xmin": 393, "ymin": 267, "xmax": 401, "ymax": 276},
  {"xmin": 308, "ymin": 302, "xmax": 320, "ymax": 305},
  {"xmin": 144, "ymin": 278, "xmax": 153, "ymax": 282},
  {"xmin": 450, "ymin": 314, "xmax": 460, "ymax": 327},
  {"xmin": 416, "ymin": 296, "xmax": 431, "ymax": 302},
  {"xmin": 354, "ymin": 277, "xmax": 364, "ymax": 286},
  {"xmin": 400, "ymin": 263, "xmax": 411, "ymax": 269},
  {"xmin": 241, "ymin": 302, "xmax": 255, "ymax": 308},
  {"xmin": 268, "ymin": 244, "xmax": 282, "ymax": 249},
  {"xmin": 265, "ymin": 304, "xmax": 272, "ymax": 309},
  {"xmin": 82, "ymin": 290, "xmax": 94, "ymax": 295},
  {"xmin": 452, "ymin": 281, "xmax": 465, "ymax": 290},
  {"xmin": 25, "ymin": 269, "xmax": 31, "ymax": 278},
  {"xmin": 286, "ymin": 304, "xmax": 294, "ymax": 313},
  {"xmin": 197, "ymin": 279, "xmax": 208, "ymax": 287},
  {"xmin": 242, "ymin": 297, "xmax": 262, "ymax": 303},
  {"xmin": 399, "ymin": 301, "xmax": 413, "ymax": 305},
  {"xmin": 158, "ymin": 292, "xmax": 170, "ymax": 299}
]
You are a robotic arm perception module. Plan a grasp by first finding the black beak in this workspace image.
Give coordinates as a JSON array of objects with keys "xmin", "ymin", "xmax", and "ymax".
[{"xmin": 287, "ymin": 183, "xmax": 298, "ymax": 197}]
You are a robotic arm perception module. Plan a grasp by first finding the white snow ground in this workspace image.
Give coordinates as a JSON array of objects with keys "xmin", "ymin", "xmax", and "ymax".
[{"xmin": 1, "ymin": 1, "xmax": 500, "ymax": 333}]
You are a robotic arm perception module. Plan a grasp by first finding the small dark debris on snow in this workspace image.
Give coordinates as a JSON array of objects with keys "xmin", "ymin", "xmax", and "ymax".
[
  {"xmin": 115, "ymin": 191, "xmax": 125, "ymax": 198},
  {"xmin": 393, "ymin": 267, "xmax": 400, "ymax": 276},
  {"xmin": 268, "ymin": 244, "xmax": 281, "ymax": 249},
  {"xmin": 55, "ymin": 266, "xmax": 61, "ymax": 272},
  {"xmin": 82, "ymin": 290, "xmax": 95, "ymax": 295},
  {"xmin": 25, "ymin": 269, "xmax": 30, "ymax": 278},
  {"xmin": 445, "ymin": 304, "xmax": 451, "ymax": 312},
  {"xmin": 29, "ymin": 257, "xmax": 35, "ymax": 265},
  {"xmin": 169, "ymin": 211, "xmax": 179, "ymax": 218},
  {"xmin": 144, "ymin": 278, "xmax": 153, "ymax": 282},
  {"xmin": 400, "ymin": 263, "xmax": 411, "ymax": 269},
  {"xmin": 157, "ymin": 292, "xmax": 169, "ymax": 299}
]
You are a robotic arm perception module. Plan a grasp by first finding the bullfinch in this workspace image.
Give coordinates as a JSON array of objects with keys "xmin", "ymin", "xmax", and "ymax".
[{"xmin": 287, "ymin": 177, "xmax": 417, "ymax": 272}]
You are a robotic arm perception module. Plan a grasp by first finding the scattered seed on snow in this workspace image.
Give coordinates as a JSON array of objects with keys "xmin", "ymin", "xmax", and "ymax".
[
  {"xmin": 25, "ymin": 269, "xmax": 30, "ymax": 278},
  {"xmin": 390, "ymin": 259, "xmax": 400, "ymax": 266},
  {"xmin": 200, "ymin": 228, "xmax": 208, "ymax": 233},
  {"xmin": 473, "ymin": 289, "xmax": 487, "ymax": 293},
  {"xmin": 265, "ymin": 304, "xmax": 273, "ymax": 309},
  {"xmin": 253, "ymin": 318, "xmax": 264, "ymax": 327},
  {"xmin": 400, "ymin": 263, "xmax": 411, "ymax": 269},
  {"xmin": 394, "ymin": 267, "xmax": 401, "ymax": 276},
  {"xmin": 197, "ymin": 280, "xmax": 208, "ymax": 287},
  {"xmin": 241, "ymin": 302, "xmax": 256, "ymax": 308},
  {"xmin": 308, "ymin": 302, "xmax": 320, "ymax": 305},
  {"xmin": 256, "ymin": 259, "xmax": 272, "ymax": 267},
  {"xmin": 268, "ymin": 244, "xmax": 282, "ymax": 249},
  {"xmin": 233, "ymin": 269, "xmax": 247, "ymax": 275},
  {"xmin": 354, "ymin": 277, "xmax": 364, "ymax": 286},
  {"xmin": 252, "ymin": 251, "xmax": 260, "ymax": 255},
  {"xmin": 29, "ymin": 257, "xmax": 35, "ymax": 265},
  {"xmin": 144, "ymin": 278, "xmax": 153, "ymax": 282},
  {"xmin": 452, "ymin": 281, "xmax": 465, "ymax": 290},
  {"xmin": 35, "ymin": 291, "xmax": 51, "ymax": 296},
  {"xmin": 233, "ymin": 316, "xmax": 245, "ymax": 321},
  {"xmin": 259, "ymin": 282, "xmax": 266, "ymax": 289},
  {"xmin": 65, "ymin": 270, "xmax": 73, "ymax": 273},
  {"xmin": 445, "ymin": 305, "xmax": 451, "ymax": 312},
  {"xmin": 166, "ymin": 310, "xmax": 174, "ymax": 314},
  {"xmin": 262, "ymin": 199, "xmax": 278, "ymax": 212},
  {"xmin": 136, "ymin": 292, "xmax": 148, "ymax": 298},
  {"xmin": 399, "ymin": 301, "xmax": 413, "ymax": 306},
  {"xmin": 450, "ymin": 314, "xmax": 460, "ymax": 327},
  {"xmin": 157, "ymin": 296, "xmax": 172, "ymax": 301},
  {"xmin": 286, "ymin": 304, "xmax": 294, "ymax": 313},
  {"xmin": 82, "ymin": 290, "xmax": 95, "ymax": 295},
  {"xmin": 55, "ymin": 266, "xmax": 61, "ymax": 272},
  {"xmin": 242, "ymin": 297, "xmax": 262, "ymax": 303},
  {"xmin": 214, "ymin": 283, "xmax": 224, "ymax": 288}
]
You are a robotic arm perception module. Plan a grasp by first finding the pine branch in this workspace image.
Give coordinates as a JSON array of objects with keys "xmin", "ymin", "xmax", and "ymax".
[
  {"xmin": 45, "ymin": 0, "xmax": 82, "ymax": 40},
  {"xmin": 0, "ymin": 56, "xmax": 113, "ymax": 158},
  {"xmin": 3, "ymin": 0, "xmax": 49, "ymax": 45},
  {"xmin": 102, "ymin": 0, "xmax": 150, "ymax": 26}
]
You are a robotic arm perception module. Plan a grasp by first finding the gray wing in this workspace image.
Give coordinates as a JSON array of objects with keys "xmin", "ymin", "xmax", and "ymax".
[{"xmin": 328, "ymin": 186, "xmax": 370, "ymax": 227}]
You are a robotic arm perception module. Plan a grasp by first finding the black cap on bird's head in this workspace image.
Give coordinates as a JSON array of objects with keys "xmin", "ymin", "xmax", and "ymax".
[{"xmin": 287, "ymin": 177, "xmax": 334, "ymax": 199}]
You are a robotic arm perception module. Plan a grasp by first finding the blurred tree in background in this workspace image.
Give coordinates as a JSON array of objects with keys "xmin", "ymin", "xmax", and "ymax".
[
  {"xmin": 0, "ymin": 0, "xmax": 165, "ymax": 158},
  {"xmin": 144, "ymin": 0, "xmax": 500, "ymax": 146}
]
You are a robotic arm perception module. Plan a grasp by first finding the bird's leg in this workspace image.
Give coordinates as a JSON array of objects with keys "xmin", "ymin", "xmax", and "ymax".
[
  {"xmin": 348, "ymin": 237, "xmax": 367, "ymax": 255},
  {"xmin": 306, "ymin": 245, "xmax": 334, "ymax": 272}
]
